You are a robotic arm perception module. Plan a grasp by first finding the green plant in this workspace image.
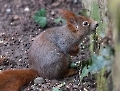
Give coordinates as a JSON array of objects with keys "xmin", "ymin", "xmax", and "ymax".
[
  {"xmin": 33, "ymin": 8, "xmax": 47, "ymax": 28},
  {"xmin": 80, "ymin": 46, "xmax": 113, "ymax": 81},
  {"xmin": 54, "ymin": 17, "xmax": 66, "ymax": 25},
  {"xmin": 78, "ymin": 1, "xmax": 114, "ymax": 91}
]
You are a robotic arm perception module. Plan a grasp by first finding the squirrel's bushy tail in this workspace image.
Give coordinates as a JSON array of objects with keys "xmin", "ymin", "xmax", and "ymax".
[{"xmin": 0, "ymin": 69, "xmax": 38, "ymax": 91}]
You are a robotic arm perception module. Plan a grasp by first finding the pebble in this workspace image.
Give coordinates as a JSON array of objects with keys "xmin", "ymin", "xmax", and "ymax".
[
  {"xmin": 6, "ymin": 8, "xmax": 11, "ymax": 13},
  {"xmin": 14, "ymin": 15, "xmax": 19, "ymax": 20},
  {"xmin": 0, "ymin": 66, "xmax": 4, "ymax": 70},
  {"xmin": 52, "ymin": 2, "xmax": 60, "ymax": 7},
  {"xmin": 51, "ymin": 11, "xmax": 55, "ymax": 15},
  {"xmin": 34, "ymin": 77, "xmax": 45, "ymax": 84},
  {"xmin": 74, "ymin": 0, "xmax": 78, "ymax": 3},
  {"xmin": 24, "ymin": 7, "xmax": 30, "ymax": 12}
]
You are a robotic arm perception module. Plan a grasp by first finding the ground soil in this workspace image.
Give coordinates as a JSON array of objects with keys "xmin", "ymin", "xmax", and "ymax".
[{"xmin": 0, "ymin": 0, "xmax": 96, "ymax": 91}]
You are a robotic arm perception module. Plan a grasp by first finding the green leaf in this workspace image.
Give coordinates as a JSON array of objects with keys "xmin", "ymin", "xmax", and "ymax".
[
  {"xmin": 90, "ymin": 1, "xmax": 106, "ymax": 34},
  {"xmin": 54, "ymin": 17, "xmax": 66, "ymax": 25},
  {"xmin": 89, "ymin": 56, "xmax": 105, "ymax": 73},
  {"xmin": 91, "ymin": 1, "xmax": 100, "ymax": 21},
  {"xmin": 88, "ymin": 54, "xmax": 111, "ymax": 74},
  {"xmin": 70, "ymin": 62, "xmax": 78, "ymax": 68},
  {"xmin": 33, "ymin": 8, "xmax": 47, "ymax": 28},
  {"xmin": 35, "ymin": 8, "xmax": 46, "ymax": 17},
  {"xmin": 80, "ymin": 66, "xmax": 89, "ymax": 81},
  {"xmin": 99, "ymin": 46, "xmax": 111, "ymax": 57},
  {"xmin": 79, "ymin": 9, "xmax": 90, "ymax": 17},
  {"xmin": 52, "ymin": 87, "xmax": 62, "ymax": 91},
  {"xmin": 80, "ymin": 53, "xmax": 112, "ymax": 81}
]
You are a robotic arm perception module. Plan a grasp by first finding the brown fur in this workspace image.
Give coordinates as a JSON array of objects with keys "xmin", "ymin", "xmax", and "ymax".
[
  {"xmin": 59, "ymin": 9, "xmax": 78, "ymax": 32},
  {"xmin": 0, "ymin": 69, "xmax": 38, "ymax": 91},
  {"xmin": 0, "ymin": 9, "xmax": 98, "ymax": 91}
]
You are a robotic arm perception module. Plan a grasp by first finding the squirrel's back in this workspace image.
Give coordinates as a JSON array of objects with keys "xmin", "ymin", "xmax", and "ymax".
[{"xmin": 29, "ymin": 25, "xmax": 75, "ymax": 79}]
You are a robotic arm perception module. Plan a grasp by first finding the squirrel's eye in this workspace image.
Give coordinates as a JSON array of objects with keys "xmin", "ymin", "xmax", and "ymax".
[{"xmin": 82, "ymin": 21, "xmax": 89, "ymax": 26}]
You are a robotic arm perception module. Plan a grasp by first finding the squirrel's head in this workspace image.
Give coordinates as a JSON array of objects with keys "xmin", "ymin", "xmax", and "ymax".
[
  {"xmin": 59, "ymin": 9, "xmax": 98, "ymax": 36},
  {"xmin": 76, "ymin": 15, "xmax": 98, "ymax": 35}
]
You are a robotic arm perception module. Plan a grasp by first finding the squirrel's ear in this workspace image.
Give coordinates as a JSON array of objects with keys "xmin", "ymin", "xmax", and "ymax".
[
  {"xmin": 58, "ymin": 9, "xmax": 78, "ymax": 32},
  {"xmin": 58, "ymin": 9, "xmax": 77, "ymax": 24},
  {"xmin": 69, "ymin": 18, "xmax": 76, "ymax": 24}
]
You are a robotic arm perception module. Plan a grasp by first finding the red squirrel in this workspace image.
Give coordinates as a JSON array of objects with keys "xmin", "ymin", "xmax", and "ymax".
[{"xmin": 0, "ymin": 9, "xmax": 98, "ymax": 91}]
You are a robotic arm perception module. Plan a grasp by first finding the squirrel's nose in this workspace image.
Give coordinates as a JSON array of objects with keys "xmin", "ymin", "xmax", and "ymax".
[
  {"xmin": 95, "ymin": 23, "xmax": 99, "ymax": 28},
  {"xmin": 94, "ymin": 21, "xmax": 98, "ymax": 28},
  {"xmin": 90, "ymin": 21, "xmax": 98, "ymax": 31}
]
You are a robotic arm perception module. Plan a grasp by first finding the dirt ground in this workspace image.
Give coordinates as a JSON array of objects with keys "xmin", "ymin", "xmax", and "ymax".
[{"xmin": 0, "ymin": 0, "xmax": 96, "ymax": 91}]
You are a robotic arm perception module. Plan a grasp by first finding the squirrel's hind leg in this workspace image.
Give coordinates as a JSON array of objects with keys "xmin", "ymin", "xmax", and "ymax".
[{"xmin": 65, "ymin": 68, "xmax": 78, "ymax": 77}]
